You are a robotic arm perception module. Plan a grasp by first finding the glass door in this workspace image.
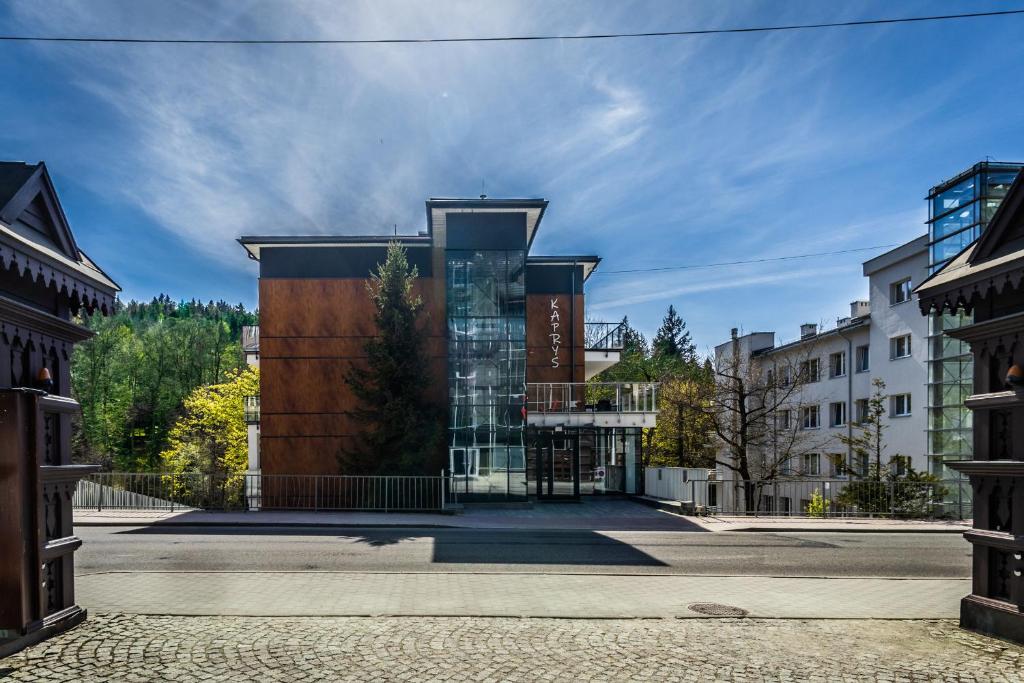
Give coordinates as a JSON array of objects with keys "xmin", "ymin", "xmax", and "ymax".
[{"xmin": 530, "ymin": 430, "xmax": 579, "ymax": 499}]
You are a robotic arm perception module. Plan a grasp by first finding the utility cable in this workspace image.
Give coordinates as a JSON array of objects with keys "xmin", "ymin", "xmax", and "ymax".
[
  {"xmin": 593, "ymin": 244, "xmax": 898, "ymax": 275},
  {"xmin": 0, "ymin": 9, "xmax": 1019, "ymax": 45}
]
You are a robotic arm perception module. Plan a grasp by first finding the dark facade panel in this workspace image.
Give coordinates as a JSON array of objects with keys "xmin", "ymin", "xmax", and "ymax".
[
  {"xmin": 445, "ymin": 212, "xmax": 527, "ymax": 250},
  {"xmin": 525, "ymin": 264, "xmax": 585, "ymax": 294},
  {"xmin": 261, "ymin": 246, "xmax": 433, "ymax": 279}
]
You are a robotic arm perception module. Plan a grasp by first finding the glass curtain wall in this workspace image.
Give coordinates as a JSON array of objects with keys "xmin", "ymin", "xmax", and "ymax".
[
  {"xmin": 926, "ymin": 163, "xmax": 1021, "ymax": 486},
  {"xmin": 447, "ymin": 250, "xmax": 527, "ymax": 499}
]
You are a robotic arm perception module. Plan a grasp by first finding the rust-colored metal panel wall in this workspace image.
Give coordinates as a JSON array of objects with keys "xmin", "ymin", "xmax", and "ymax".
[
  {"xmin": 258, "ymin": 277, "xmax": 447, "ymax": 476},
  {"xmin": 525, "ymin": 293, "xmax": 584, "ymax": 384}
]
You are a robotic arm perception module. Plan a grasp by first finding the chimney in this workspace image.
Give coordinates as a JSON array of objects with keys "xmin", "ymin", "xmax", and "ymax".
[
  {"xmin": 850, "ymin": 300, "xmax": 870, "ymax": 318},
  {"xmin": 800, "ymin": 323, "xmax": 817, "ymax": 339},
  {"xmin": 730, "ymin": 327, "xmax": 738, "ymax": 340}
]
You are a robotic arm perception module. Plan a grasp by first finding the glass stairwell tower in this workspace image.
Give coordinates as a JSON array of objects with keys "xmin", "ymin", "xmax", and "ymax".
[{"xmin": 926, "ymin": 162, "xmax": 1022, "ymax": 486}]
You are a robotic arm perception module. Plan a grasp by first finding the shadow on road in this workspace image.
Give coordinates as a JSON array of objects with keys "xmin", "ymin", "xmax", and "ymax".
[{"xmin": 116, "ymin": 526, "xmax": 670, "ymax": 567}]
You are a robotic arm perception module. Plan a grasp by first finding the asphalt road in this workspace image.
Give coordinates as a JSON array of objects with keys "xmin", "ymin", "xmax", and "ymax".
[{"xmin": 76, "ymin": 526, "xmax": 971, "ymax": 578}]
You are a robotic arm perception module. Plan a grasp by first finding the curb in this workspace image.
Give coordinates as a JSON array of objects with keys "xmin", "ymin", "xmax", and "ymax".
[
  {"xmin": 630, "ymin": 494, "xmax": 969, "ymax": 534},
  {"xmin": 727, "ymin": 526, "xmax": 969, "ymax": 534},
  {"xmin": 74, "ymin": 520, "xmax": 460, "ymax": 529}
]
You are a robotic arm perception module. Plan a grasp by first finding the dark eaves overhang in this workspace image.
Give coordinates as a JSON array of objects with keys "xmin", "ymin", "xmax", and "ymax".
[
  {"xmin": 0, "ymin": 222, "xmax": 119, "ymax": 314},
  {"xmin": 425, "ymin": 197, "xmax": 548, "ymax": 251},
  {"xmin": 238, "ymin": 234, "xmax": 432, "ymax": 261},
  {"xmin": 526, "ymin": 255, "xmax": 601, "ymax": 281}
]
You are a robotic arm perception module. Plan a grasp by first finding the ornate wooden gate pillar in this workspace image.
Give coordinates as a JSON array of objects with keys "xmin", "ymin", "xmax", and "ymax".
[
  {"xmin": 0, "ymin": 161, "xmax": 119, "ymax": 656},
  {"xmin": 916, "ymin": 173, "xmax": 1024, "ymax": 643},
  {"xmin": 0, "ymin": 389, "xmax": 97, "ymax": 655}
]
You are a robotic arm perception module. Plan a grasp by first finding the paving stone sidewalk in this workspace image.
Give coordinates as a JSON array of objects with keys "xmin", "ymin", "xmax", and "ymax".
[
  {"xmin": 3, "ymin": 613, "xmax": 1022, "ymax": 682},
  {"xmin": 76, "ymin": 571, "xmax": 968, "ymax": 618}
]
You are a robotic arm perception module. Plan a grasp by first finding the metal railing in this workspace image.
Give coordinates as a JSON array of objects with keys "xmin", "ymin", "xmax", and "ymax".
[
  {"xmin": 74, "ymin": 472, "xmax": 448, "ymax": 512},
  {"xmin": 643, "ymin": 468, "xmax": 971, "ymax": 520},
  {"xmin": 243, "ymin": 395, "xmax": 260, "ymax": 423},
  {"xmin": 585, "ymin": 322, "xmax": 626, "ymax": 351},
  {"xmin": 527, "ymin": 382, "xmax": 658, "ymax": 414}
]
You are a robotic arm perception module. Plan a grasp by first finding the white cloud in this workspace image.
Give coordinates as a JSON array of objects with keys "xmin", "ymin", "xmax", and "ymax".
[{"xmin": 588, "ymin": 264, "xmax": 850, "ymax": 310}]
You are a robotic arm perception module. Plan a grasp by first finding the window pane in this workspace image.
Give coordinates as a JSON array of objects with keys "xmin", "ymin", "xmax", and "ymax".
[
  {"xmin": 932, "ymin": 176, "xmax": 976, "ymax": 218},
  {"xmin": 930, "ymin": 203, "xmax": 977, "ymax": 240}
]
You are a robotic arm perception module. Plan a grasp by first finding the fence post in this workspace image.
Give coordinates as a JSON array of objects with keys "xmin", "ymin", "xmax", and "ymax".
[
  {"xmin": 97, "ymin": 476, "xmax": 103, "ymax": 512},
  {"xmin": 440, "ymin": 469, "xmax": 445, "ymax": 510},
  {"xmin": 314, "ymin": 476, "xmax": 320, "ymax": 512},
  {"xmin": 889, "ymin": 479, "xmax": 896, "ymax": 518}
]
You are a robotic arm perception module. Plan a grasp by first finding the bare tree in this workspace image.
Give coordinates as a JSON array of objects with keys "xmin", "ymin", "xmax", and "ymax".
[{"xmin": 693, "ymin": 331, "xmax": 827, "ymax": 510}]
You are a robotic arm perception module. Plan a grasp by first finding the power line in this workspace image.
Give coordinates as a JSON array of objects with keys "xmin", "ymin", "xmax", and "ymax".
[
  {"xmin": 0, "ymin": 9, "xmax": 1020, "ymax": 45},
  {"xmin": 593, "ymin": 244, "xmax": 898, "ymax": 276}
]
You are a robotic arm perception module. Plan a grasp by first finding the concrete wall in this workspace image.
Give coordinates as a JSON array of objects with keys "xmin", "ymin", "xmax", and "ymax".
[{"xmin": 863, "ymin": 237, "xmax": 929, "ymax": 471}]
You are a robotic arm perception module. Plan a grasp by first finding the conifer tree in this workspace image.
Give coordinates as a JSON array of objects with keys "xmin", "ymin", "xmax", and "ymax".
[
  {"xmin": 652, "ymin": 305, "xmax": 696, "ymax": 363},
  {"xmin": 343, "ymin": 241, "xmax": 442, "ymax": 474}
]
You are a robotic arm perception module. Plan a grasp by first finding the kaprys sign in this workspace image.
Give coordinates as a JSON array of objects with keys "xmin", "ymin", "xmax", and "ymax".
[{"xmin": 549, "ymin": 297, "xmax": 561, "ymax": 368}]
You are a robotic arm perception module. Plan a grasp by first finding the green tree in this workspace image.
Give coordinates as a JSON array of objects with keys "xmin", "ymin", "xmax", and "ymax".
[
  {"xmin": 72, "ymin": 296, "xmax": 257, "ymax": 470},
  {"xmin": 592, "ymin": 315, "xmax": 714, "ymax": 469},
  {"xmin": 650, "ymin": 374, "xmax": 716, "ymax": 468},
  {"xmin": 160, "ymin": 366, "xmax": 259, "ymax": 478},
  {"xmin": 343, "ymin": 241, "xmax": 442, "ymax": 475},
  {"xmin": 652, "ymin": 305, "xmax": 696, "ymax": 363},
  {"xmin": 837, "ymin": 378, "xmax": 890, "ymax": 481}
]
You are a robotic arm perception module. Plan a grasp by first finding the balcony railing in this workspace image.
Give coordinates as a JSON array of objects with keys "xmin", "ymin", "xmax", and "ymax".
[
  {"xmin": 527, "ymin": 382, "xmax": 658, "ymax": 414},
  {"xmin": 244, "ymin": 395, "xmax": 260, "ymax": 423},
  {"xmin": 585, "ymin": 322, "xmax": 626, "ymax": 351}
]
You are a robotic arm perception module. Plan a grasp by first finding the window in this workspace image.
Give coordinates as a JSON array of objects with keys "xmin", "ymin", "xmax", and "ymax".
[
  {"xmin": 891, "ymin": 393, "xmax": 912, "ymax": 417},
  {"xmin": 829, "ymin": 401, "xmax": 847, "ymax": 427},
  {"xmin": 827, "ymin": 453, "xmax": 846, "ymax": 477},
  {"xmin": 801, "ymin": 453, "xmax": 821, "ymax": 476},
  {"xmin": 778, "ymin": 409, "xmax": 792, "ymax": 430},
  {"xmin": 890, "ymin": 278, "xmax": 912, "ymax": 305},
  {"xmin": 800, "ymin": 405, "xmax": 820, "ymax": 429},
  {"xmin": 854, "ymin": 398, "xmax": 869, "ymax": 424},
  {"xmin": 890, "ymin": 334, "xmax": 912, "ymax": 359},
  {"xmin": 765, "ymin": 368, "xmax": 774, "ymax": 386},
  {"xmin": 781, "ymin": 365, "xmax": 792, "ymax": 386},
  {"xmin": 828, "ymin": 351, "xmax": 846, "ymax": 378},
  {"xmin": 855, "ymin": 345, "xmax": 870, "ymax": 373},
  {"xmin": 799, "ymin": 358, "xmax": 820, "ymax": 383},
  {"xmin": 890, "ymin": 455, "xmax": 909, "ymax": 476}
]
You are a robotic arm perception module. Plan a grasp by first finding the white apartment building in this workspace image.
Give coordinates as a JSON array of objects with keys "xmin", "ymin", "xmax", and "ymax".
[{"xmin": 713, "ymin": 235, "xmax": 929, "ymax": 480}]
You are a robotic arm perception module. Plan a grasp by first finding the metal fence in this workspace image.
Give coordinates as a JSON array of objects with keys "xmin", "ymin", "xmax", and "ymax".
[
  {"xmin": 527, "ymin": 382, "xmax": 659, "ymax": 414},
  {"xmin": 74, "ymin": 472, "xmax": 449, "ymax": 512},
  {"xmin": 643, "ymin": 467, "xmax": 971, "ymax": 520}
]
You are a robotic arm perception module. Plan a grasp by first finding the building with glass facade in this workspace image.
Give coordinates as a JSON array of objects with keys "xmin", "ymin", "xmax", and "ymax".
[
  {"xmin": 926, "ymin": 161, "xmax": 1022, "ymax": 477},
  {"xmin": 239, "ymin": 197, "xmax": 657, "ymax": 502}
]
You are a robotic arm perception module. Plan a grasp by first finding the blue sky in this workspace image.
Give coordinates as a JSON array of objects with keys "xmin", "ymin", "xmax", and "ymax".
[{"xmin": 1, "ymin": 1, "xmax": 1022, "ymax": 353}]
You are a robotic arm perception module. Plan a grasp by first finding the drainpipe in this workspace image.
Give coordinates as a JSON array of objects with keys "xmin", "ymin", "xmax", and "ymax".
[{"xmin": 836, "ymin": 326, "xmax": 854, "ymax": 473}]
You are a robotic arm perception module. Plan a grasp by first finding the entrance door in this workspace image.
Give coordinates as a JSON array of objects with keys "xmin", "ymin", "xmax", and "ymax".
[{"xmin": 530, "ymin": 430, "xmax": 579, "ymax": 499}]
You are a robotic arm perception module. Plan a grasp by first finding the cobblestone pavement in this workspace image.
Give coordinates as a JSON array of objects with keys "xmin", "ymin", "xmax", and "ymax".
[
  {"xmin": 76, "ymin": 571, "xmax": 968, "ymax": 618},
  {"xmin": 3, "ymin": 613, "xmax": 1022, "ymax": 682}
]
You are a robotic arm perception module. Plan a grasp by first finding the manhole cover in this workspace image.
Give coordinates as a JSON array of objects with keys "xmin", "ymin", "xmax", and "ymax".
[{"xmin": 687, "ymin": 602, "xmax": 748, "ymax": 617}]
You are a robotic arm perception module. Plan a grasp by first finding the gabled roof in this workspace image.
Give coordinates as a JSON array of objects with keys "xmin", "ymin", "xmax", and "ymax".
[
  {"xmin": 0, "ymin": 161, "xmax": 80, "ymax": 257},
  {"xmin": 916, "ymin": 172, "xmax": 1024, "ymax": 315},
  {"xmin": 0, "ymin": 161, "xmax": 119, "ymax": 313}
]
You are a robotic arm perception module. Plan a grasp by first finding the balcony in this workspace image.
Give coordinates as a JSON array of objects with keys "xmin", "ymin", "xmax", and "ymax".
[
  {"xmin": 584, "ymin": 322, "xmax": 625, "ymax": 380},
  {"xmin": 526, "ymin": 382, "xmax": 658, "ymax": 429},
  {"xmin": 244, "ymin": 395, "xmax": 260, "ymax": 424}
]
